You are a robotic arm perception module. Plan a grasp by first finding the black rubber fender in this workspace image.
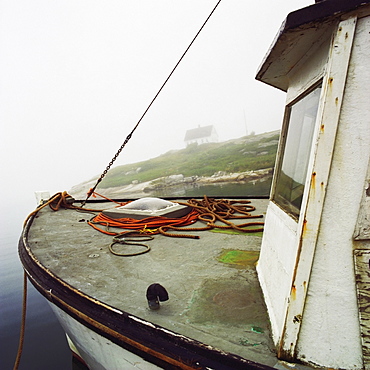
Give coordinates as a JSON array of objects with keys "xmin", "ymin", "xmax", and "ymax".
[{"xmin": 146, "ymin": 283, "xmax": 169, "ymax": 310}]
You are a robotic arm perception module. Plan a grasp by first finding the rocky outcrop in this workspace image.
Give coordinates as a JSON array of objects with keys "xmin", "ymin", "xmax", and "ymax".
[
  {"xmin": 69, "ymin": 168, "xmax": 273, "ymax": 200},
  {"xmin": 138, "ymin": 168, "xmax": 272, "ymax": 196}
]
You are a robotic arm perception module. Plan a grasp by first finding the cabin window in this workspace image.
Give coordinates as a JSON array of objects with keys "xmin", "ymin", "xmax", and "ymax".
[{"xmin": 273, "ymin": 85, "xmax": 322, "ymax": 219}]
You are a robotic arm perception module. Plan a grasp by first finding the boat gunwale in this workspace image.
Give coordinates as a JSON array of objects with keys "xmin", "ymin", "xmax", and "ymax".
[{"xmin": 18, "ymin": 199, "xmax": 273, "ymax": 370}]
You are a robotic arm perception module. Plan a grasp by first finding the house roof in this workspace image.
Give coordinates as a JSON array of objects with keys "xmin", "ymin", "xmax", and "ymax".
[
  {"xmin": 184, "ymin": 125, "xmax": 215, "ymax": 141},
  {"xmin": 256, "ymin": 0, "xmax": 370, "ymax": 91}
]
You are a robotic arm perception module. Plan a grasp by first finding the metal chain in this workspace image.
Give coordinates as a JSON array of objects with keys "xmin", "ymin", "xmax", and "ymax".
[{"xmin": 82, "ymin": 0, "xmax": 222, "ymax": 206}]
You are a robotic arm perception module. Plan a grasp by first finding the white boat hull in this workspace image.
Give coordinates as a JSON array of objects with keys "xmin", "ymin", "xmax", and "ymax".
[{"xmin": 49, "ymin": 303, "xmax": 162, "ymax": 370}]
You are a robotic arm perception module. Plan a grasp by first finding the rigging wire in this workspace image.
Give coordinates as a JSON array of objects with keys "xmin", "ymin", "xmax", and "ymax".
[{"xmin": 82, "ymin": 0, "xmax": 222, "ymax": 207}]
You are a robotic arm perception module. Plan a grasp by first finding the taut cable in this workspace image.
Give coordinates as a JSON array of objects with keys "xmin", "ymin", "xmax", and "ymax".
[{"xmin": 82, "ymin": 0, "xmax": 222, "ymax": 207}]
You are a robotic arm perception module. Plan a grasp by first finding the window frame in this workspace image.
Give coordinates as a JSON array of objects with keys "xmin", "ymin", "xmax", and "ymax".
[{"xmin": 271, "ymin": 81, "xmax": 323, "ymax": 220}]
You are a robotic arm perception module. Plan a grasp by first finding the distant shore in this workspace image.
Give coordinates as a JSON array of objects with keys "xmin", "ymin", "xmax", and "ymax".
[{"xmin": 69, "ymin": 168, "xmax": 273, "ymax": 200}]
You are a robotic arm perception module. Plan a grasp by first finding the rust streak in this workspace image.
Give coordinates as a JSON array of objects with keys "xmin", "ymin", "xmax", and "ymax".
[
  {"xmin": 291, "ymin": 285, "xmax": 296, "ymax": 301},
  {"xmin": 302, "ymin": 219, "xmax": 308, "ymax": 238},
  {"xmin": 311, "ymin": 172, "xmax": 316, "ymax": 191}
]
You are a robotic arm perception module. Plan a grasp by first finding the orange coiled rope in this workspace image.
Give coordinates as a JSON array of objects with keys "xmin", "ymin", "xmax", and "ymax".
[
  {"xmin": 180, "ymin": 197, "xmax": 265, "ymax": 233},
  {"xmin": 88, "ymin": 208, "xmax": 200, "ymax": 236},
  {"xmin": 87, "ymin": 195, "xmax": 264, "ymax": 239}
]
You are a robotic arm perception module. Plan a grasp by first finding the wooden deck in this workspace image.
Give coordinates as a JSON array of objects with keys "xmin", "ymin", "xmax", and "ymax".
[{"xmin": 20, "ymin": 198, "xmax": 284, "ymax": 368}]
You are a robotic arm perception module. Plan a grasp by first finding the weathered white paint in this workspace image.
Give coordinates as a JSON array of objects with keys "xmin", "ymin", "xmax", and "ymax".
[
  {"xmin": 285, "ymin": 41, "xmax": 329, "ymax": 104},
  {"xmin": 258, "ymin": 13, "xmax": 370, "ymax": 369},
  {"xmin": 257, "ymin": 202, "xmax": 298, "ymax": 344},
  {"xmin": 280, "ymin": 16, "xmax": 358, "ymax": 361},
  {"xmin": 256, "ymin": 18, "xmax": 334, "ymax": 92},
  {"xmin": 296, "ymin": 15, "xmax": 370, "ymax": 368},
  {"xmin": 257, "ymin": 17, "xmax": 333, "ymax": 354},
  {"xmin": 49, "ymin": 304, "xmax": 162, "ymax": 370}
]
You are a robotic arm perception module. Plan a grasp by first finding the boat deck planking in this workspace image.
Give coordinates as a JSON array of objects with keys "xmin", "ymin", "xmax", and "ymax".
[{"xmin": 22, "ymin": 198, "xmax": 281, "ymax": 368}]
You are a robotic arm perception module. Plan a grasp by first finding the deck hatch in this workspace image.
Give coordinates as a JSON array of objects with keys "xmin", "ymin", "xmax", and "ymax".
[{"xmin": 102, "ymin": 197, "xmax": 191, "ymax": 219}]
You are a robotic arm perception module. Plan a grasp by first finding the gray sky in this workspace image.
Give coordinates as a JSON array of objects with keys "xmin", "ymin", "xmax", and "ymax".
[{"xmin": 0, "ymin": 0, "xmax": 312, "ymax": 205}]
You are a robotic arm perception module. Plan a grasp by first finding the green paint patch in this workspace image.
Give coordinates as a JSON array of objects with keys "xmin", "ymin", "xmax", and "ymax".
[
  {"xmin": 211, "ymin": 229, "xmax": 263, "ymax": 237},
  {"xmin": 218, "ymin": 249, "xmax": 259, "ymax": 268},
  {"xmin": 251, "ymin": 326, "xmax": 264, "ymax": 333},
  {"xmin": 239, "ymin": 338, "xmax": 262, "ymax": 347}
]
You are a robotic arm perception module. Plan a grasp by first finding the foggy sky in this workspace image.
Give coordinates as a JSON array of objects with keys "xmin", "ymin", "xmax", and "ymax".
[{"xmin": 0, "ymin": 0, "xmax": 312, "ymax": 208}]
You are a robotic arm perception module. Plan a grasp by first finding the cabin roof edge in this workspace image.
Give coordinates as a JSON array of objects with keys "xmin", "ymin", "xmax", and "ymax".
[{"xmin": 256, "ymin": 0, "xmax": 370, "ymax": 91}]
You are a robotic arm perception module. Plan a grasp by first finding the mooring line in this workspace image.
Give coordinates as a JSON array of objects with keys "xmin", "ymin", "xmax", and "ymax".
[{"xmin": 13, "ymin": 270, "xmax": 28, "ymax": 370}]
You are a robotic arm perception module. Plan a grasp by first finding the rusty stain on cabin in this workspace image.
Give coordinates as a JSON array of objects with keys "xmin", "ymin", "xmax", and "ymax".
[
  {"xmin": 291, "ymin": 285, "xmax": 296, "ymax": 301},
  {"xmin": 311, "ymin": 172, "xmax": 317, "ymax": 191},
  {"xmin": 302, "ymin": 219, "xmax": 308, "ymax": 240}
]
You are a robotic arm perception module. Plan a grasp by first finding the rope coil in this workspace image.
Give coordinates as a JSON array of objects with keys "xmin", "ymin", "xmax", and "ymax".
[
  {"xmin": 109, "ymin": 231, "xmax": 154, "ymax": 256},
  {"xmin": 88, "ymin": 196, "xmax": 264, "ymax": 240}
]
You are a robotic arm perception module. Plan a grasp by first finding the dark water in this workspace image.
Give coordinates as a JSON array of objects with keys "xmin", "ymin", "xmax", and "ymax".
[
  {"xmin": 0, "ymin": 204, "xmax": 73, "ymax": 370},
  {"xmin": 0, "ymin": 181, "xmax": 270, "ymax": 370}
]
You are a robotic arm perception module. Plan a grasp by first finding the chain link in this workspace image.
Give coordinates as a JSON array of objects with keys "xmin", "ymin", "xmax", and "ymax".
[{"xmin": 81, "ymin": 0, "xmax": 222, "ymax": 206}]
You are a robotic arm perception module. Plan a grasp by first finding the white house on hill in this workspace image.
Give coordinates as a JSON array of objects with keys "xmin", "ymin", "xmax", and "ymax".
[{"xmin": 184, "ymin": 125, "xmax": 218, "ymax": 146}]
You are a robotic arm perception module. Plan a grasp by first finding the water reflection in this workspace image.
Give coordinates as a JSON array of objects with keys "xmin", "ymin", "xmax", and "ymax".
[{"xmin": 152, "ymin": 177, "xmax": 272, "ymax": 198}]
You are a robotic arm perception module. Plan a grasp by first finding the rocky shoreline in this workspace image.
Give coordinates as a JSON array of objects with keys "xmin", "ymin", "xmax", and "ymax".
[{"xmin": 69, "ymin": 168, "xmax": 273, "ymax": 200}]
